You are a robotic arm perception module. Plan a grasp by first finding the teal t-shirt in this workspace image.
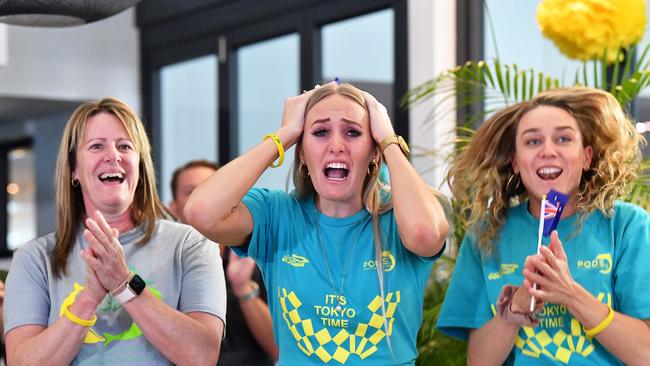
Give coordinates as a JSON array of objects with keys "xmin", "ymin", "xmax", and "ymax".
[
  {"xmin": 236, "ymin": 188, "xmax": 439, "ymax": 365},
  {"xmin": 437, "ymin": 201, "xmax": 650, "ymax": 365}
]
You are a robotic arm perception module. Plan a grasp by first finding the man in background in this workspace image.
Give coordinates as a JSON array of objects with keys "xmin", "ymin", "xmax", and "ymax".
[{"xmin": 169, "ymin": 160, "xmax": 277, "ymax": 365}]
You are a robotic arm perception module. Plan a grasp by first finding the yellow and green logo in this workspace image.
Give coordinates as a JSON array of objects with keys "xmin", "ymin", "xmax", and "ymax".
[
  {"xmin": 577, "ymin": 253, "xmax": 612, "ymax": 274},
  {"xmin": 282, "ymin": 254, "xmax": 310, "ymax": 267},
  {"xmin": 362, "ymin": 250, "xmax": 396, "ymax": 272},
  {"xmin": 488, "ymin": 263, "xmax": 519, "ymax": 280}
]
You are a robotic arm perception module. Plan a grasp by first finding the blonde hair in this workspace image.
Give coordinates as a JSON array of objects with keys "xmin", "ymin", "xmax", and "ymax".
[
  {"xmin": 53, "ymin": 97, "xmax": 171, "ymax": 277},
  {"xmin": 448, "ymin": 87, "xmax": 643, "ymax": 253},
  {"xmin": 293, "ymin": 83, "xmax": 386, "ymax": 213}
]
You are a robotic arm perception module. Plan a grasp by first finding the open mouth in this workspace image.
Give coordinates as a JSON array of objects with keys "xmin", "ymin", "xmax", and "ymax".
[
  {"xmin": 537, "ymin": 167, "xmax": 562, "ymax": 180},
  {"xmin": 98, "ymin": 172, "xmax": 125, "ymax": 184},
  {"xmin": 324, "ymin": 162, "xmax": 349, "ymax": 181}
]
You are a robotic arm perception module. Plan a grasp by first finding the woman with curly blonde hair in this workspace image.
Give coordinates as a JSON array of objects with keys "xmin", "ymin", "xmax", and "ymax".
[{"xmin": 437, "ymin": 87, "xmax": 650, "ymax": 365}]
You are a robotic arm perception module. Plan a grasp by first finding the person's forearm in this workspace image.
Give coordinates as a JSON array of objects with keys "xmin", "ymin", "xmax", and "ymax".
[
  {"xmin": 467, "ymin": 317, "xmax": 519, "ymax": 366},
  {"xmin": 7, "ymin": 291, "xmax": 98, "ymax": 365},
  {"xmin": 239, "ymin": 298, "xmax": 279, "ymax": 361},
  {"xmin": 383, "ymin": 144, "xmax": 448, "ymax": 256},
  {"xmin": 123, "ymin": 289, "xmax": 223, "ymax": 366},
  {"xmin": 567, "ymin": 286, "xmax": 650, "ymax": 365},
  {"xmin": 184, "ymin": 126, "xmax": 297, "ymax": 244}
]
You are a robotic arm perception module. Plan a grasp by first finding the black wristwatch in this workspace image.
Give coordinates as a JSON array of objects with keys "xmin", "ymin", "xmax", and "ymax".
[{"xmin": 114, "ymin": 274, "xmax": 146, "ymax": 304}]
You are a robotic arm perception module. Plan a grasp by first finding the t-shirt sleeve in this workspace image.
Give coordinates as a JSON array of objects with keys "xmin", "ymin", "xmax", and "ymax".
[
  {"xmin": 236, "ymin": 188, "xmax": 279, "ymax": 264},
  {"xmin": 4, "ymin": 246, "xmax": 51, "ymax": 335},
  {"xmin": 179, "ymin": 232, "xmax": 226, "ymax": 323},
  {"xmin": 436, "ymin": 234, "xmax": 493, "ymax": 340},
  {"xmin": 382, "ymin": 208, "xmax": 445, "ymax": 265},
  {"xmin": 612, "ymin": 204, "xmax": 650, "ymax": 319}
]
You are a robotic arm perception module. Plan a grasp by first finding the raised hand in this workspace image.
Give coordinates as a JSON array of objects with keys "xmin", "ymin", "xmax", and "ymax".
[
  {"xmin": 79, "ymin": 248, "xmax": 108, "ymax": 305},
  {"xmin": 226, "ymin": 250, "xmax": 258, "ymax": 298},
  {"xmin": 81, "ymin": 210, "xmax": 131, "ymax": 294},
  {"xmin": 511, "ymin": 280, "xmax": 543, "ymax": 314},
  {"xmin": 363, "ymin": 92, "xmax": 395, "ymax": 145},
  {"xmin": 523, "ymin": 231, "xmax": 578, "ymax": 305},
  {"xmin": 280, "ymin": 84, "xmax": 323, "ymax": 144}
]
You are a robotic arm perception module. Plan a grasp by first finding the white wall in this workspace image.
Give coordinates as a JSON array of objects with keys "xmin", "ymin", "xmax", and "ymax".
[
  {"xmin": 0, "ymin": 9, "xmax": 140, "ymax": 111},
  {"xmin": 408, "ymin": 0, "xmax": 456, "ymax": 192}
]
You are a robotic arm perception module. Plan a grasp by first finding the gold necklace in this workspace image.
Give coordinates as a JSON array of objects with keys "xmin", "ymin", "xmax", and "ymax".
[{"xmin": 313, "ymin": 206, "xmax": 365, "ymax": 312}]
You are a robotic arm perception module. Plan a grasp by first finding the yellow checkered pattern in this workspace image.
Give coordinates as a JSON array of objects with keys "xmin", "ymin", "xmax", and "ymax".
[
  {"xmin": 278, "ymin": 288, "xmax": 400, "ymax": 364},
  {"xmin": 492, "ymin": 292, "xmax": 611, "ymax": 364}
]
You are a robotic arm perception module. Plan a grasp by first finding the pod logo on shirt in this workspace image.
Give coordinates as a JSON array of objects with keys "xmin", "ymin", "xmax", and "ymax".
[
  {"xmin": 282, "ymin": 254, "xmax": 310, "ymax": 267},
  {"xmin": 577, "ymin": 253, "xmax": 612, "ymax": 274},
  {"xmin": 362, "ymin": 250, "xmax": 396, "ymax": 272}
]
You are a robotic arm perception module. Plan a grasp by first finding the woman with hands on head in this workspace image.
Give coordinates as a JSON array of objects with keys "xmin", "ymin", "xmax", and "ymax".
[
  {"xmin": 185, "ymin": 82, "xmax": 448, "ymax": 365},
  {"xmin": 3, "ymin": 97, "xmax": 226, "ymax": 365},
  {"xmin": 437, "ymin": 87, "xmax": 650, "ymax": 365}
]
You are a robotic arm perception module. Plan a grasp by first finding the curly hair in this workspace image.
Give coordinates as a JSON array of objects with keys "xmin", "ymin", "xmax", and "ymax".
[{"xmin": 448, "ymin": 87, "xmax": 643, "ymax": 253}]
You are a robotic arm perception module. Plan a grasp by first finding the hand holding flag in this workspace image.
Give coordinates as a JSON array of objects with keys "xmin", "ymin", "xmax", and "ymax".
[{"xmin": 530, "ymin": 189, "xmax": 568, "ymax": 311}]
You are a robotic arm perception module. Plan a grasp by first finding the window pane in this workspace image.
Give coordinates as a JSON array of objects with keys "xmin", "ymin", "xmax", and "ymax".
[
  {"xmin": 322, "ymin": 9, "xmax": 394, "ymax": 116},
  {"xmin": 160, "ymin": 54, "xmax": 218, "ymax": 204},
  {"xmin": 7, "ymin": 147, "xmax": 35, "ymax": 250},
  {"xmin": 322, "ymin": 9, "xmax": 394, "ymax": 83},
  {"xmin": 237, "ymin": 34, "xmax": 299, "ymax": 190}
]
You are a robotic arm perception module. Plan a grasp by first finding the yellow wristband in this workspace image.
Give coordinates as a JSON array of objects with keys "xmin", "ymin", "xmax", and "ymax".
[
  {"xmin": 61, "ymin": 301, "xmax": 97, "ymax": 327},
  {"xmin": 264, "ymin": 133, "xmax": 284, "ymax": 168},
  {"xmin": 584, "ymin": 304, "xmax": 614, "ymax": 338}
]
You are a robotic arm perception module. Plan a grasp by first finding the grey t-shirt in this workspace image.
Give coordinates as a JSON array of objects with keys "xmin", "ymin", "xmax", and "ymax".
[{"xmin": 4, "ymin": 219, "xmax": 226, "ymax": 365}]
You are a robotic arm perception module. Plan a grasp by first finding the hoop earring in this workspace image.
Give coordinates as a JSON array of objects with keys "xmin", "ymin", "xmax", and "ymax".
[
  {"xmin": 299, "ymin": 160, "xmax": 309, "ymax": 177},
  {"xmin": 367, "ymin": 159, "xmax": 379, "ymax": 176},
  {"xmin": 505, "ymin": 173, "xmax": 522, "ymax": 193},
  {"xmin": 71, "ymin": 178, "xmax": 79, "ymax": 187}
]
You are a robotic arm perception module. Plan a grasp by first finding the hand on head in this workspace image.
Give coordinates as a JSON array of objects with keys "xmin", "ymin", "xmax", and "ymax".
[
  {"xmin": 362, "ymin": 91, "xmax": 395, "ymax": 144},
  {"xmin": 281, "ymin": 81, "xmax": 339, "ymax": 143},
  {"xmin": 281, "ymin": 84, "xmax": 322, "ymax": 140},
  {"xmin": 80, "ymin": 210, "xmax": 132, "ymax": 298}
]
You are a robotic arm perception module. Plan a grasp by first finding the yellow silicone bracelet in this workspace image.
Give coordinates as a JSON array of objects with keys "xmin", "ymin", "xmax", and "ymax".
[
  {"xmin": 61, "ymin": 302, "xmax": 97, "ymax": 327},
  {"xmin": 264, "ymin": 133, "xmax": 284, "ymax": 168},
  {"xmin": 584, "ymin": 304, "xmax": 614, "ymax": 338}
]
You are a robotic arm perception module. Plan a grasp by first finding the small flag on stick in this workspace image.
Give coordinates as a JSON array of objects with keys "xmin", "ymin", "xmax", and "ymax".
[
  {"xmin": 530, "ymin": 189, "xmax": 568, "ymax": 311},
  {"xmin": 542, "ymin": 189, "xmax": 569, "ymax": 237}
]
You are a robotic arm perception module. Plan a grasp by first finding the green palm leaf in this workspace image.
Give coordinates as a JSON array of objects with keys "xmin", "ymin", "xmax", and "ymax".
[{"xmin": 401, "ymin": 59, "xmax": 561, "ymax": 130}]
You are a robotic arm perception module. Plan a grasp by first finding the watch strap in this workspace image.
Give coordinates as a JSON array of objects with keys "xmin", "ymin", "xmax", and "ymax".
[
  {"xmin": 378, "ymin": 134, "xmax": 410, "ymax": 157},
  {"xmin": 114, "ymin": 284, "xmax": 136, "ymax": 304},
  {"xmin": 114, "ymin": 274, "xmax": 146, "ymax": 304},
  {"xmin": 238, "ymin": 281, "xmax": 260, "ymax": 302}
]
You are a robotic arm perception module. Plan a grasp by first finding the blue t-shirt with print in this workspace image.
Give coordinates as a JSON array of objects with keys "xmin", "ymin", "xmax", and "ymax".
[
  {"xmin": 437, "ymin": 201, "xmax": 650, "ymax": 365},
  {"xmin": 235, "ymin": 188, "xmax": 439, "ymax": 366}
]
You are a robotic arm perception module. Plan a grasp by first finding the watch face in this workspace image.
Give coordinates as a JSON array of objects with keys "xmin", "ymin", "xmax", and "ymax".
[{"xmin": 129, "ymin": 274, "xmax": 146, "ymax": 295}]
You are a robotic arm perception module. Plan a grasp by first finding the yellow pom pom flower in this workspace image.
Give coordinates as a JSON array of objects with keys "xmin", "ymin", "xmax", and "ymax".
[{"xmin": 537, "ymin": 0, "xmax": 646, "ymax": 63}]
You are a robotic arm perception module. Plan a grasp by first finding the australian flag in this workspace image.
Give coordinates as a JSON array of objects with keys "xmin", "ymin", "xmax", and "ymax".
[{"xmin": 542, "ymin": 189, "xmax": 569, "ymax": 237}]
